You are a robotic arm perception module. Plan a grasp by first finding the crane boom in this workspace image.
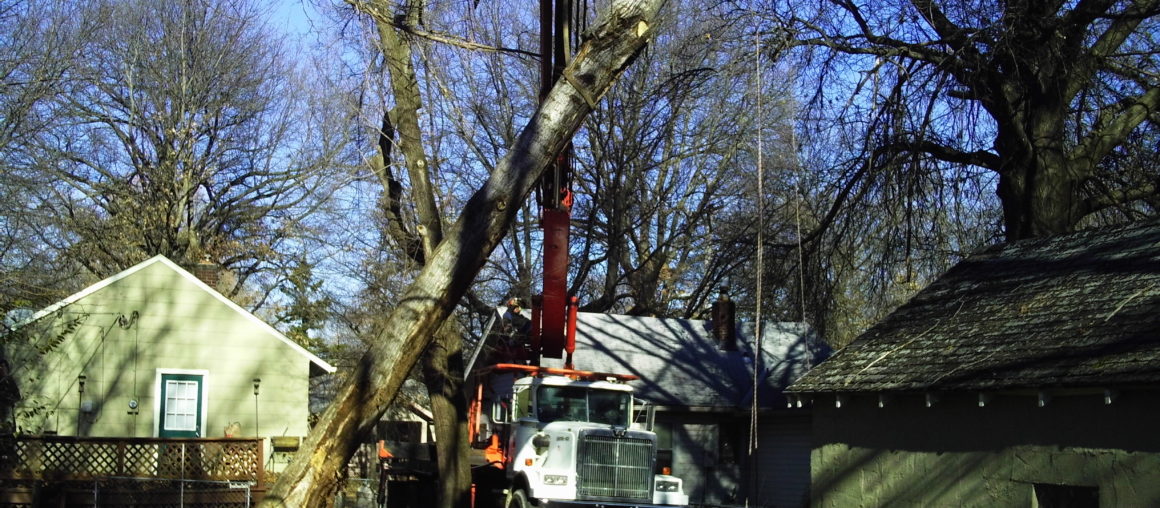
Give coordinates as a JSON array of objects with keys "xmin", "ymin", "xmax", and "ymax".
[{"xmin": 531, "ymin": 0, "xmax": 577, "ymax": 365}]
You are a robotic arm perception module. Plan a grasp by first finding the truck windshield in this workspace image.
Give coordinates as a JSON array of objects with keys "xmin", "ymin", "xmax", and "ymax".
[{"xmin": 537, "ymin": 386, "xmax": 629, "ymax": 425}]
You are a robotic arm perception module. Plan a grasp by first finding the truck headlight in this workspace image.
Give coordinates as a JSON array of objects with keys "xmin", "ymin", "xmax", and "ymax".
[
  {"xmin": 655, "ymin": 479, "xmax": 680, "ymax": 492},
  {"xmin": 532, "ymin": 433, "xmax": 551, "ymax": 449},
  {"xmin": 544, "ymin": 474, "xmax": 569, "ymax": 485}
]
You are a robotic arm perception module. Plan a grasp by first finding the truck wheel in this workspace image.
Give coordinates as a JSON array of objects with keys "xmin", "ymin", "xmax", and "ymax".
[{"xmin": 505, "ymin": 488, "xmax": 531, "ymax": 508}]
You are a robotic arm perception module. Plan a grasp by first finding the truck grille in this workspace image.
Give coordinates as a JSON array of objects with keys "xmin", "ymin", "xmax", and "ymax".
[{"xmin": 576, "ymin": 431, "xmax": 654, "ymax": 501}]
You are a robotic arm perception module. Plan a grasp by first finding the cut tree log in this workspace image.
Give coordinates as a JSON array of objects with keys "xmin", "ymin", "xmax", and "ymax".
[{"xmin": 258, "ymin": 1, "xmax": 663, "ymax": 506}]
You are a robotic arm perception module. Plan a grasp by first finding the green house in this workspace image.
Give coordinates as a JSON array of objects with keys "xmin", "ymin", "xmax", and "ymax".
[{"xmin": 3, "ymin": 255, "xmax": 334, "ymax": 446}]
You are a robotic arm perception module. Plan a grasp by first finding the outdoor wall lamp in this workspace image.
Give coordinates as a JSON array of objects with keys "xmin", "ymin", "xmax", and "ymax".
[
  {"xmin": 253, "ymin": 378, "xmax": 261, "ymax": 437},
  {"xmin": 77, "ymin": 373, "xmax": 93, "ymax": 412},
  {"xmin": 77, "ymin": 374, "xmax": 92, "ymax": 420}
]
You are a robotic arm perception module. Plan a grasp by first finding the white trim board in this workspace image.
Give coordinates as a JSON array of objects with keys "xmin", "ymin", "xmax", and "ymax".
[{"xmin": 153, "ymin": 368, "xmax": 211, "ymax": 438}]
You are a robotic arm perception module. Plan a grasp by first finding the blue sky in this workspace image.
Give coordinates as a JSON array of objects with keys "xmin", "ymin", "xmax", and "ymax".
[{"xmin": 272, "ymin": 0, "xmax": 318, "ymax": 39}]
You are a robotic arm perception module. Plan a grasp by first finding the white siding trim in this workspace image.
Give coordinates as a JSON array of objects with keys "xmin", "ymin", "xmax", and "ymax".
[{"xmin": 11, "ymin": 257, "xmax": 164, "ymax": 328}]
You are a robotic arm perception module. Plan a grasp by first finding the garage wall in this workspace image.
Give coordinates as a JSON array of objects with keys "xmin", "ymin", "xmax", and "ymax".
[{"xmin": 809, "ymin": 391, "xmax": 1160, "ymax": 507}]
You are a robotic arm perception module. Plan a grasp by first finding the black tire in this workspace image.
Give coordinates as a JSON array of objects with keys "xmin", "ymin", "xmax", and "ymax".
[{"xmin": 505, "ymin": 488, "xmax": 530, "ymax": 508}]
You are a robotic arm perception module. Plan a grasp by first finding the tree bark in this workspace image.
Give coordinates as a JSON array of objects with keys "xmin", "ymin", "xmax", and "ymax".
[
  {"xmin": 259, "ymin": 1, "xmax": 662, "ymax": 505},
  {"xmin": 357, "ymin": 7, "xmax": 476, "ymax": 507},
  {"xmin": 422, "ymin": 323, "xmax": 472, "ymax": 508},
  {"xmin": 378, "ymin": 11, "xmax": 444, "ymax": 253},
  {"xmin": 993, "ymin": 109, "xmax": 1080, "ymax": 240},
  {"xmin": 376, "ymin": 10, "xmax": 473, "ymax": 507},
  {"xmin": 996, "ymin": 142, "xmax": 1081, "ymax": 241}
]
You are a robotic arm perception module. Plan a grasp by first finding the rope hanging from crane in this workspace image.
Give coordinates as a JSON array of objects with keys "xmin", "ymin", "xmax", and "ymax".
[{"xmin": 749, "ymin": 30, "xmax": 765, "ymax": 459}]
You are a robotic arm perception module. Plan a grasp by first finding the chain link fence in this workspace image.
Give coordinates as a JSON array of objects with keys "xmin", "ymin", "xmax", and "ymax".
[
  {"xmin": 93, "ymin": 476, "xmax": 255, "ymax": 507},
  {"xmin": 0, "ymin": 476, "xmax": 258, "ymax": 507}
]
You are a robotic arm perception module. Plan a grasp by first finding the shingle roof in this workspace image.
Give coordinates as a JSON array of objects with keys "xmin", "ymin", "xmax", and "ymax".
[
  {"xmin": 788, "ymin": 220, "xmax": 1160, "ymax": 394},
  {"xmin": 532, "ymin": 313, "xmax": 826, "ymax": 409}
]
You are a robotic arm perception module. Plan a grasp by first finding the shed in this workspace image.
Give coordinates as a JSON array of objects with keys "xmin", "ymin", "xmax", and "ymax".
[{"xmin": 787, "ymin": 220, "xmax": 1160, "ymax": 507}]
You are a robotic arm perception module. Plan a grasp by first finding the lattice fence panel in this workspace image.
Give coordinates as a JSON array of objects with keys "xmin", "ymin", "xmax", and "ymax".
[
  {"xmin": 194, "ymin": 441, "xmax": 261, "ymax": 482},
  {"xmin": 122, "ymin": 443, "xmax": 161, "ymax": 477},
  {"xmin": 156, "ymin": 443, "xmax": 187, "ymax": 479},
  {"xmin": 4, "ymin": 437, "xmax": 261, "ymax": 485},
  {"xmin": 40, "ymin": 441, "xmax": 121, "ymax": 478}
]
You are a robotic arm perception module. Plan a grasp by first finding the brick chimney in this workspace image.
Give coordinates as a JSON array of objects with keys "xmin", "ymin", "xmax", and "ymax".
[
  {"xmin": 190, "ymin": 260, "xmax": 220, "ymax": 289},
  {"xmin": 711, "ymin": 291, "xmax": 737, "ymax": 351}
]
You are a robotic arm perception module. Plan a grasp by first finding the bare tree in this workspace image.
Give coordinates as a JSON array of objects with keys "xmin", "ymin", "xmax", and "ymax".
[
  {"xmin": 760, "ymin": 0, "xmax": 1160, "ymax": 241},
  {"xmin": 25, "ymin": 0, "xmax": 346, "ymax": 299},
  {"xmin": 572, "ymin": 1, "xmax": 775, "ymax": 318},
  {"xmin": 0, "ymin": 0, "xmax": 93, "ymax": 314},
  {"xmin": 349, "ymin": 1, "xmax": 474, "ymax": 505},
  {"xmin": 425, "ymin": 0, "xmax": 795, "ymax": 321},
  {"xmin": 260, "ymin": 1, "xmax": 663, "ymax": 504}
]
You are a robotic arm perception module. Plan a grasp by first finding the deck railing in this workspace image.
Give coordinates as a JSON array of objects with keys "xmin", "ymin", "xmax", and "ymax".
[{"xmin": 0, "ymin": 435, "xmax": 264, "ymax": 487}]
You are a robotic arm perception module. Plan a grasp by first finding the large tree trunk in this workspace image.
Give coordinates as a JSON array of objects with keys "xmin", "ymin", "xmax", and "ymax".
[
  {"xmin": 972, "ymin": 2, "xmax": 1160, "ymax": 241},
  {"xmin": 375, "ymin": 9, "xmax": 471, "ymax": 508},
  {"xmin": 259, "ymin": 2, "xmax": 662, "ymax": 505},
  {"xmin": 996, "ymin": 139, "xmax": 1082, "ymax": 241},
  {"xmin": 997, "ymin": 162, "xmax": 1082, "ymax": 241},
  {"xmin": 422, "ymin": 323, "xmax": 472, "ymax": 508},
  {"xmin": 993, "ymin": 105, "xmax": 1084, "ymax": 241}
]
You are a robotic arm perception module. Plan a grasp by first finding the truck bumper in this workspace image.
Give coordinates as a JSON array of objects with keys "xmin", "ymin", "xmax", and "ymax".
[{"xmin": 539, "ymin": 499, "xmax": 688, "ymax": 508}]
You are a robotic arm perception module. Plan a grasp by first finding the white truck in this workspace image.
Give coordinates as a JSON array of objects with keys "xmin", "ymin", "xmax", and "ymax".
[{"xmin": 471, "ymin": 364, "xmax": 688, "ymax": 508}]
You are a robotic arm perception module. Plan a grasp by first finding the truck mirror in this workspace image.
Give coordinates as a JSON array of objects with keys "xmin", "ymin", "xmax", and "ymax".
[
  {"xmin": 490, "ymin": 400, "xmax": 510, "ymax": 424},
  {"xmin": 646, "ymin": 403, "xmax": 656, "ymax": 431},
  {"xmin": 475, "ymin": 423, "xmax": 492, "ymax": 446}
]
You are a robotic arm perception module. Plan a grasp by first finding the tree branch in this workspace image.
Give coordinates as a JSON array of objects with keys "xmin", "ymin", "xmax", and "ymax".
[
  {"xmin": 350, "ymin": 1, "xmax": 540, "ymax": 59},
  {"xmin": 1071, "ymin": 85, "xmax": 1160, "ymax": 171},
  {"xmin": 1084, "ymin": 181, "xmax": 1159, "ymax": 214},
  {"xmin": 377, "ymin": 7, "xmax": 444, "ymax": 256},
  {"xmin": 394, "ymin": 22, "xmax": 540, "ymax": 59},
  {"xmin": 1066, "ymin": 0, "xmax": 1160, "ymax": 100}
]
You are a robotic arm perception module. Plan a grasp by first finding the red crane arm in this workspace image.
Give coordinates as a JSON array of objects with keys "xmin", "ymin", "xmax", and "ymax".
[{"xmin": 529, "ymin": 0, "xmax": 578, "ymax": 367}]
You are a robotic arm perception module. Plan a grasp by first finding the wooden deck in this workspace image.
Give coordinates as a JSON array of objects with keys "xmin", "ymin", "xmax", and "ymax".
[{"xmin": 0, "ymin": 435, "xmax": 265, "ymax": 507}]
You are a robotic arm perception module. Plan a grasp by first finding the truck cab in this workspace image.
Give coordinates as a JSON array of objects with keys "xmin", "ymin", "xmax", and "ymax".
[{"xmin": 489, "ymin": 371, "xmax": 688, "ymax": 507}]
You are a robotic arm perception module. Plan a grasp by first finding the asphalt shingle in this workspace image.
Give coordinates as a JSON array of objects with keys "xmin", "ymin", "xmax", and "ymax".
[
  {"xmin": 788, "ymin": 220, "xmax": 1160, "ymax": 394},
  {"xmin": 537, "ymin": 313, "xmax": 826, "ymax": 409}
]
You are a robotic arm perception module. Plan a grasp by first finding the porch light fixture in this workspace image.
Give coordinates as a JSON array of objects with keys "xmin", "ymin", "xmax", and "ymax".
[
  {"xmin": 253, "ymin": 378, "xmax": 261, "ymax": 437},
  {"xmin": 1104, "ymin": 389, "xmax": 1119, "ymax": 406},
  {"xmin": 77, "ymin": 375, "xmax": 90, "ymax": 426}
]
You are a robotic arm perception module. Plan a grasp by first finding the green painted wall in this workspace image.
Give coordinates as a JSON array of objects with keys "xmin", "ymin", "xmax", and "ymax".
[
  {"xmin": 7, "ymin": 259, "xmax": 317, "ymax": 448},
  {"xmin": 808, "ymin": 391, "xmax": 1160, "ymax": 507}
]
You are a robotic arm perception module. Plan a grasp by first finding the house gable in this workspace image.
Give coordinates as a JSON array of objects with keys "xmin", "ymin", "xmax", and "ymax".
[
  {"xmin": 11, "ymin": 255, "xmax": 334, "ymax": 374},
  {"xmin": 5, "ymin": 255, "xmax": 333, "ymax": 439}
]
